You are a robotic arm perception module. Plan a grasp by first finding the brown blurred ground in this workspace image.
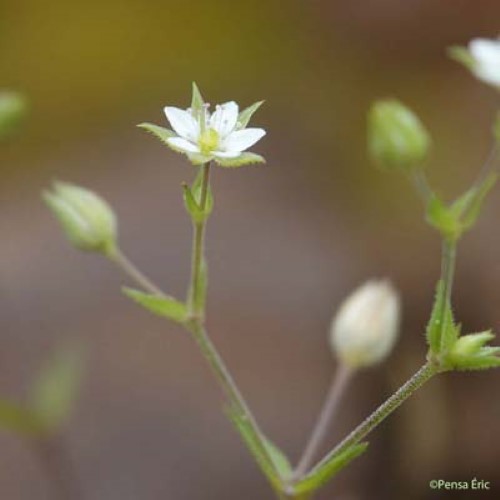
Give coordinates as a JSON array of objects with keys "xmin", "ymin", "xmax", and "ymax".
[{"xmin": 1, "ymin": 0, "xmax": 500, "ymax": 499}]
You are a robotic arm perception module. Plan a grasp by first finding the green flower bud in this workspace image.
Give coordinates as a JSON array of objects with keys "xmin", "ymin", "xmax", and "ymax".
[
  {"xmin": 0, "ymin": 91, "xmax": 28, "ymax": 138},
  {"xmin": 368, "ymin": 99, "xmax": 431, "ymax": 171},
  {"xmin": 44, "ymin": 182, "xmax": 117, "ymax": 256},
  {"xmin": 330, "ymin": 280, "xmax": 401, "ymax": 369}
]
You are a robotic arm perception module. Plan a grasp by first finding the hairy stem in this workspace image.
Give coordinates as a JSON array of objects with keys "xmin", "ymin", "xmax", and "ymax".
[
  {"xmin": 439, "ymin": 239, "xmax": 457, "ymax": 352},
  {"xmin": 310, "ymin": 362, "xmax": 438, "ymax": 474},
  {"xmin": 293, "ymin": 363, "xmax": 353, "ymax": 480}
]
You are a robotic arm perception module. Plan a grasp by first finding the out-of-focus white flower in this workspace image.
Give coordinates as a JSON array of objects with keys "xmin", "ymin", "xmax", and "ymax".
[
  {"xmin": 164, "ymin": 100, "xmax": 265, "ymax": 165},
  {"xmin": 468, "ymin": 38, "xmax": 500, "ymax": 87},
  {"xmin": 330, "ymin": 280, "xmax": 401, "ymax": 369},
  {"xmin": 450, "ymin": 38, "xmax": 500, "ymax": 89}
]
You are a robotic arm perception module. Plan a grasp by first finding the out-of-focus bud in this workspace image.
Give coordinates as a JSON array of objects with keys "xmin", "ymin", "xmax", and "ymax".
[
  {"xmin": 0, "ymin": 91, "xmax": 28, "ymax": 138},
  {"xmin": 330, "ymin": 280, "xmax": 401, "ymax": 369},
  {"xmin": 368, "ymin": 100, "xmax": 430, "ymax": 171},
  {"xmin": 44, "ymin": 182, "xmax": 117, "ymax": 256}
]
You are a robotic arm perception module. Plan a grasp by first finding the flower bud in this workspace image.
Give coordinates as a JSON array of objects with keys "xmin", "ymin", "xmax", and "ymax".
[
  {"xmin": 44, "ymin": 182, "xmax": 117, "ymax": 256},
  {"xmin": 330, "ymin": 280, "xmax": 401, "ymax": 369},
  {"xmin": 0, "ymin": 91, "xmax": 28, "ymax": 138},
  {"xmin": 368, "ymin": 100, "xmax": 430, "ymax": 171}
]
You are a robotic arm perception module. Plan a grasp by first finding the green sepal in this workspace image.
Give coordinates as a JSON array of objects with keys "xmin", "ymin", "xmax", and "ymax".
[
  {"xmin": 191, "ymin": 82, "xmax": 205, "ymax": 118},
  {"xmin": 30, "ymin": 344, "xmax": 85, "ymax": 433},
  {"xmin": 0, "ymin": 400, "xmax": 45, "ymax": 436},
  {"xmin": 226, "ymin": 404, "xmax": 291, "ymax": 489},
  {"xmin": 237, "ymin": 100, "xmax": 264, "ymax": 129},
  {"xmin": 137, "ymin": 123, "xmax": 176, "ymax": 146},
  {"xmin": 293, "ymin": 442, "xmax": 368, "ymax": 496},
  {"xmin": 215, "ymin": 152, "xmax": 265, "ymax": 168},
  {"xmin": 425, "ymin": 280, "xmax": 459, "ymax": 356},
  {"xmin": 186, "ymin": 152, "xmax": 212, "ymax": 165},
  {"xmin": 123, "ymin": 288, "xmax": 188, "ymax": 324},
  {"xmin": 446, "ymin": 331, "xmax": 500, "ymax": 371},
  {"xmin": 447, "ymin": 46, "xmax": 475, "ymax": 70}
]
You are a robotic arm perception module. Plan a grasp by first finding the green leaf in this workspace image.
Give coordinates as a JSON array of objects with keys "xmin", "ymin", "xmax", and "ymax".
[
  {"xmin": 191, "ymin": 167, "xmax": 214, "ymax": 214},
  {"xmin": 138, "ymin": 123, "xmax": 176, "ymax": 146},
  {"xmin": 226, "ymin": 405, "xmax": 289, "ymax": 489},
  {"xmin": 425, "ymin": 280, "xmax": 458, "ymax": 355},
  {"xmin": 123, "ymin": 288, "xmax": 188, "ymax": 324},
  {"xmin": 293, "ymin": 442, "xmax": 368, "ymax": 496},
  {"xmin": 446, "ymin": 331, "xmax": 500, "ymax": 371},
  {"xmin": 447, "ymin": 46, "xmax": 475, "ymax": 70},
  {"xmin": 263, "ymin": 438, "xmax": 293, "ymax": 481},
  {"xmin": 182, "ymin": 167, "xmax": 214, "ymax": 223},
  {"xmin": 425, "ymin": 195, "xmax": 461, "ymax": 240},
  {"xmin": 182, "ymin": 183, "xmax": 205, "ymax": 223},
  {"xmin": 459, "ymin": 172, "xmax": 497, "ymax": 231},
  {"xmin": 31, "ymin": 344, "xmax": 84, "ymax": 432},
  {"xmin": 0, "ymin": 400, "xmax": 44, "ymax": 436},
  {"xmin": 191, "ymin": 82, "xmax": 205, "ymax": 117},
  {"xmin": 215, "ymin": 152, "xmax": 265, "ymax": 168},
  {"xmin": 238, "ymin": 101, "xmax": 264, "ymax": 129}
]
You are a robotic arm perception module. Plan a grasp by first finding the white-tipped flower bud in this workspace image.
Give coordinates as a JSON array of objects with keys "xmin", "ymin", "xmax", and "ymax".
[
  {"xmin": 44, "ymin": 182, "xmax": 117, "ymax": 257},
  {"xmin": 330, "ymin": 280, "xmax": 401, "ymax": 369}
]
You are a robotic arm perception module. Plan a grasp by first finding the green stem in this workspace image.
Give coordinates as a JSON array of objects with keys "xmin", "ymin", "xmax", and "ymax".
[
  {"xmin": 188, "ymin": 163, "xmax": 211, "ymax": 317},
  {"xmin": 184, "ymin": 163, "xmax": 278, "ymax": 475},
  {"xmin": 111, "ymin": 248, "xmax": 164, "ymax": 296},
  {"xmin": 439, "ymin": 239, "xmax": 457, "ymax": 352},
  {"xmin": 310, "ymin": 361, "xmax": 438, "ymax": 474}
]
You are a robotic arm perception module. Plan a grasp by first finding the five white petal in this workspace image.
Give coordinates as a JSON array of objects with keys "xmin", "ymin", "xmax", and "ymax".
[{"xmin": 163, "ymin": 100, "xmax": 265, "ymax": 163}]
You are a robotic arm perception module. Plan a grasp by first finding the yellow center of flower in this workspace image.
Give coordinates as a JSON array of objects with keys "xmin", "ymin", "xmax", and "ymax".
[{"xmin": 198, "ymin": 128, "xmax": 220, "ymax": 154}]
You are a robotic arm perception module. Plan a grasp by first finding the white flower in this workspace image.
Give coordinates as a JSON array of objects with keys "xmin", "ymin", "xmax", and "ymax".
[
  {"xmin": 330, "ymin": 280, "xmax": 401, "ymax": 369},
  {"xmin": 163, "ymin": 100, "xmax": 266, "ymax": 165},
  {"xmin": 467, "ymin": 38, "xmax": 500, "ymax": 87}
]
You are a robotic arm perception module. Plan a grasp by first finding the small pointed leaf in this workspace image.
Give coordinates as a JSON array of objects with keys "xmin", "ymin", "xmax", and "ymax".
[
  {"xmin": 123, "ymin": 288, "xmax": 188, "ymax": 324},
  {"xmin": 425, "ymin": 280, "xmax": 458, "ymax": 356},
  {"xmin": 293, "ymin": 442, "xmax": 368, "ymax": 496},
  {"xmin": 460, "ymin": 172, "xmax": 497, "ymax": 231},
  {"xmin": 226, "ymin": 405, "xmax": 288, "ymax": 489}
]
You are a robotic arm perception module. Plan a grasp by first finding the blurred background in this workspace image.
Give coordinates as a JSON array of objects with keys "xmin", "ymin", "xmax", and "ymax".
[{"xmin": 1, "ymin": 0, "xmax": 500, "ymax": 498}]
